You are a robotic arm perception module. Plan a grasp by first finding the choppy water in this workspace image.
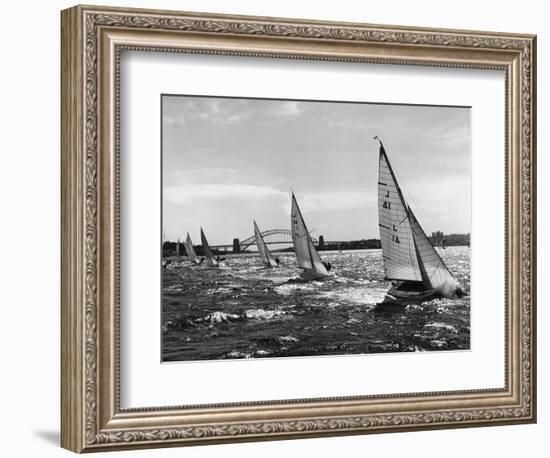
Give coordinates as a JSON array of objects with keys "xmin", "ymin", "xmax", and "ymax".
[{"xmin": 162, "ymin": 247, "xmax": 470, "ymax": 362}]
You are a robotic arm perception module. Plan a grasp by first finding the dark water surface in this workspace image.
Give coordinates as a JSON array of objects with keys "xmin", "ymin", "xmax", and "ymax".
[{"xmin": 162, "ymin": 247, "xmax": 470, "ymax": 361}]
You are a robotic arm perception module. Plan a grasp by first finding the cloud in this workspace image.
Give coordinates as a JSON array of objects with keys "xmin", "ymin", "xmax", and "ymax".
[
  {"xmin": 298, "ymin": 191, "xmax": 374, "ymax": 213},
  {"xmin": 163, "ymin": 113, "xmax": 187, "ymax": 126},
  {"xmin": 162, "ymin": 96, "xmax": 471, "ymax": 240},
  {"xmin": 164, "ymin": 183, "xmax": 287, "ymax": 206},
  {"xmin": 269, "ymin": 101, "xmax": 302, "ymax": 119},
  {"xmin": 163, "ymin": 184, "xmax": 290, "ymax": 243},
  {"xmin": 163, "ymin": 98, "xmax": 252, "ymax": 127},
  {"xmin": 165, "ymin": 167, "xmax": 238, "ymax": 183},
  {"xmin": 405, "ymin": 174, "xmax": 471, "ymax": 233}
]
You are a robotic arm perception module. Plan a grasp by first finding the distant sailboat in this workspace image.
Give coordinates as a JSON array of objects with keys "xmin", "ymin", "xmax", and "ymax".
[
  {"xmin": 291, "ymin": 193, "xmax": 330, "ymax": 281},
  {"xmin": 200, "ymin": 228, "xmax": 219, "ymax": 267},
  {"xmin": 375, "ymin": 137, "xmax": 462, "ymax": 306},
  {"xmin": 254, "ymin": 221, "xmax": 279, "ymax": 268},
  {"xmin": 184, "ymin": 232, "xmax": 201, "ymax": 265}
]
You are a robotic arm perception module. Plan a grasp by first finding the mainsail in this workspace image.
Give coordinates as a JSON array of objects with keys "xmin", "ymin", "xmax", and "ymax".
[
  {"xmin": 200, "ymin": 228, "xmax": 218, "ymax": 267},
  {"xmin": 254, "ymin": 221, "xmax": 278, "ymax": 268},
  {"xmin": 378, "ymin": 144, "xmax": 422, "ymax": 282},
  {"xmin": 184, "ymin": 232, "xmax": 200, "ymax": 264},
  {"xmin": 291, "ymin": 193, "xmax": 328, "ymax": 277},
  {"xmin": 377, "ymin": 139, "xmax": 457, "ymax": 292}
]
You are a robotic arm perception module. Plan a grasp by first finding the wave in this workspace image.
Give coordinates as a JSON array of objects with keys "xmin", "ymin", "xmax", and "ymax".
[
  {"xmin": 319, "ymin": 287, "xmax": 385, "ymax": 306},
  {"xmin": 430, "ymin": 339, "xmax": 448, "ymax": 348},
  {"xmin": 346, "ymin": 317, "xmax": 362, "ymax": 325},
  {"xmin": 254, "ymin": 349, "xmax": 271, "ymax": 356},
  {"xmin": 424, "ymin": 322, "xmax": 457, "ymax": 333},
  {"xmin": 205, "ymin": 286, "xmax": 233, "ymax": 295},
  {"xmin": 164, "ymin": 284, "xmax": 183, "ymax": 293},
  {"xmin": 198, "ymin": 307, "xmax": 293, "ymax": 327},
  {"xmin": 274, "ymin": 282, "xmax": 317, "ymax": 296},
  {"xmin": 224, "ymin": 351, "xmax": 252, "ymax": 359},
  {"xmin": 244, "ymin": 308, "xmax": 288, "ymax": 320},
  {"xmin": 202, "ymin": 311, "xmax": 240, "ymax": 324},
  {"xmin": 277, "ymin": 335, "xmax": 299, "ymax": 343}
]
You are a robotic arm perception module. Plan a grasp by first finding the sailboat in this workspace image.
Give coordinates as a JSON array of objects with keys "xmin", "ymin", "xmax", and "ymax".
[
  {"xmin": 183, "ymin": 232, "xmax": 201, "ymax": 265},
  {"xmin": 253, "ymin": 221, "xmax": 279, "ymax": 268},
  {"xmin": 375, "ymin": 137, "xmax": 463, "ymax": 306},
  {"xmin": 291, "ymin": 193, "xmax": 330, "ymax": 281},
  {"xmin": 200, "ymin": 227, "xmax": 219, "ymax": 267}
]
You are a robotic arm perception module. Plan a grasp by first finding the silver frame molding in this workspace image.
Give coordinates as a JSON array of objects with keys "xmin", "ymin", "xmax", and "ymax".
[{"xmin": 61, "ymin": 4, "xmax": 536, "ymax": 453}]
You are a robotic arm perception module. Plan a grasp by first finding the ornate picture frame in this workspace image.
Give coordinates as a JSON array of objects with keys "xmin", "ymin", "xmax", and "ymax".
[{"xmin": 61, "ymin": 4, "xmax": 536, "ymax": 453}]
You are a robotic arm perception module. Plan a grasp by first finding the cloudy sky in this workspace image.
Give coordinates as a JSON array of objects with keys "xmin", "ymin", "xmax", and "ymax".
[{"xmin": 162, "ymin": 95, "xmax": 470, "ymax": 245}]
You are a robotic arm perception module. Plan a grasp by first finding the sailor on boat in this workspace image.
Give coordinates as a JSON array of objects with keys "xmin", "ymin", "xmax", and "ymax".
[
  {"xmin": 374, "ymin": 136, "xmax": 463, "ymax": 307},
  {"xmin": 290, "ymin": 192, "xmax": 330, "ymax": 281}
]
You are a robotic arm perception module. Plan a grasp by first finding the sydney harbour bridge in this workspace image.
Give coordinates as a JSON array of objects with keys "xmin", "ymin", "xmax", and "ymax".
[{"xmin": 209, "ymin": 229, "xmax": 320, "ymax": 253}]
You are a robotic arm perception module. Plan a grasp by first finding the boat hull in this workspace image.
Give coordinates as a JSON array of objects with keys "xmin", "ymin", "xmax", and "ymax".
[
  {"xmin": 376, "ymin": 281, "xmax": 442, "ymax": 309},
  {"xmin": 299, "ymin": 269, "xmax": 328, "ymax": 281}
]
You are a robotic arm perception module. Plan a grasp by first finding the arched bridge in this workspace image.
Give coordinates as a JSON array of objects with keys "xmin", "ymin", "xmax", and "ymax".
[
  {"xmin": 210, "ymin": 229, "xmax": 318, "ymax": 252},
  {"xmin": 240, "ymin": 229, "xmax": 318, "ymax": 251}
]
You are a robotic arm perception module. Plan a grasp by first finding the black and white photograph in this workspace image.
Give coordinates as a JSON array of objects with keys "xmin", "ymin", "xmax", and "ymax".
[{"xmin": 161, "ymin": 95, "xmax": 471, "ymax": 362}]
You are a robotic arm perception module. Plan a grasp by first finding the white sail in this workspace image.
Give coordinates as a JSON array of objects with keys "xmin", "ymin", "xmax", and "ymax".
[
  {"xmin": 184, "ymin": 233, "xmax": 199, "ymax": 264},
  {"xmin": 291, "ymin": 194, "xmax": 328, "ymax": 277},
  {"xmin": 378, "ymin": 145, "xmax": 422, "ymax": 282},
  {"xmin": 254, "ymin": 221, "xmax": 278, "ymax": 268},
  {"xmin": 200, "ymin": 228, "xmax": 218, "ymax": 267},
  {"xmin": 408, "ymin": 207, "xmax": 457, "ymax": 293}
]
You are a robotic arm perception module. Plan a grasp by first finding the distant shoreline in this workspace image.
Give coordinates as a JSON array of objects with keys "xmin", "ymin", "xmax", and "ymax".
[
  {"xmin": 163, "ymin": 233, "xmax": 470, "ymax": 257},
  {"xmin": 164, "ymin": 245, "xmax": 470, "ymax": 261}
]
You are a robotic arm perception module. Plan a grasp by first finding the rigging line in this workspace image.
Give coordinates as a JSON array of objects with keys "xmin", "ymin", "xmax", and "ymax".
[{"xmin": 427, "ymin": 260, "xmax": 445, "ymax": 281}]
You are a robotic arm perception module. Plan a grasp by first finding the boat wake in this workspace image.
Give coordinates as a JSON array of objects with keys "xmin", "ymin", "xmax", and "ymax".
[
  {"xmin": 319, "ymin": 287, "xmax": 385, "ymax": 307},
  {"xmin": 193, "ymin": 307, "xmax": 294, "ymax": 328}
]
